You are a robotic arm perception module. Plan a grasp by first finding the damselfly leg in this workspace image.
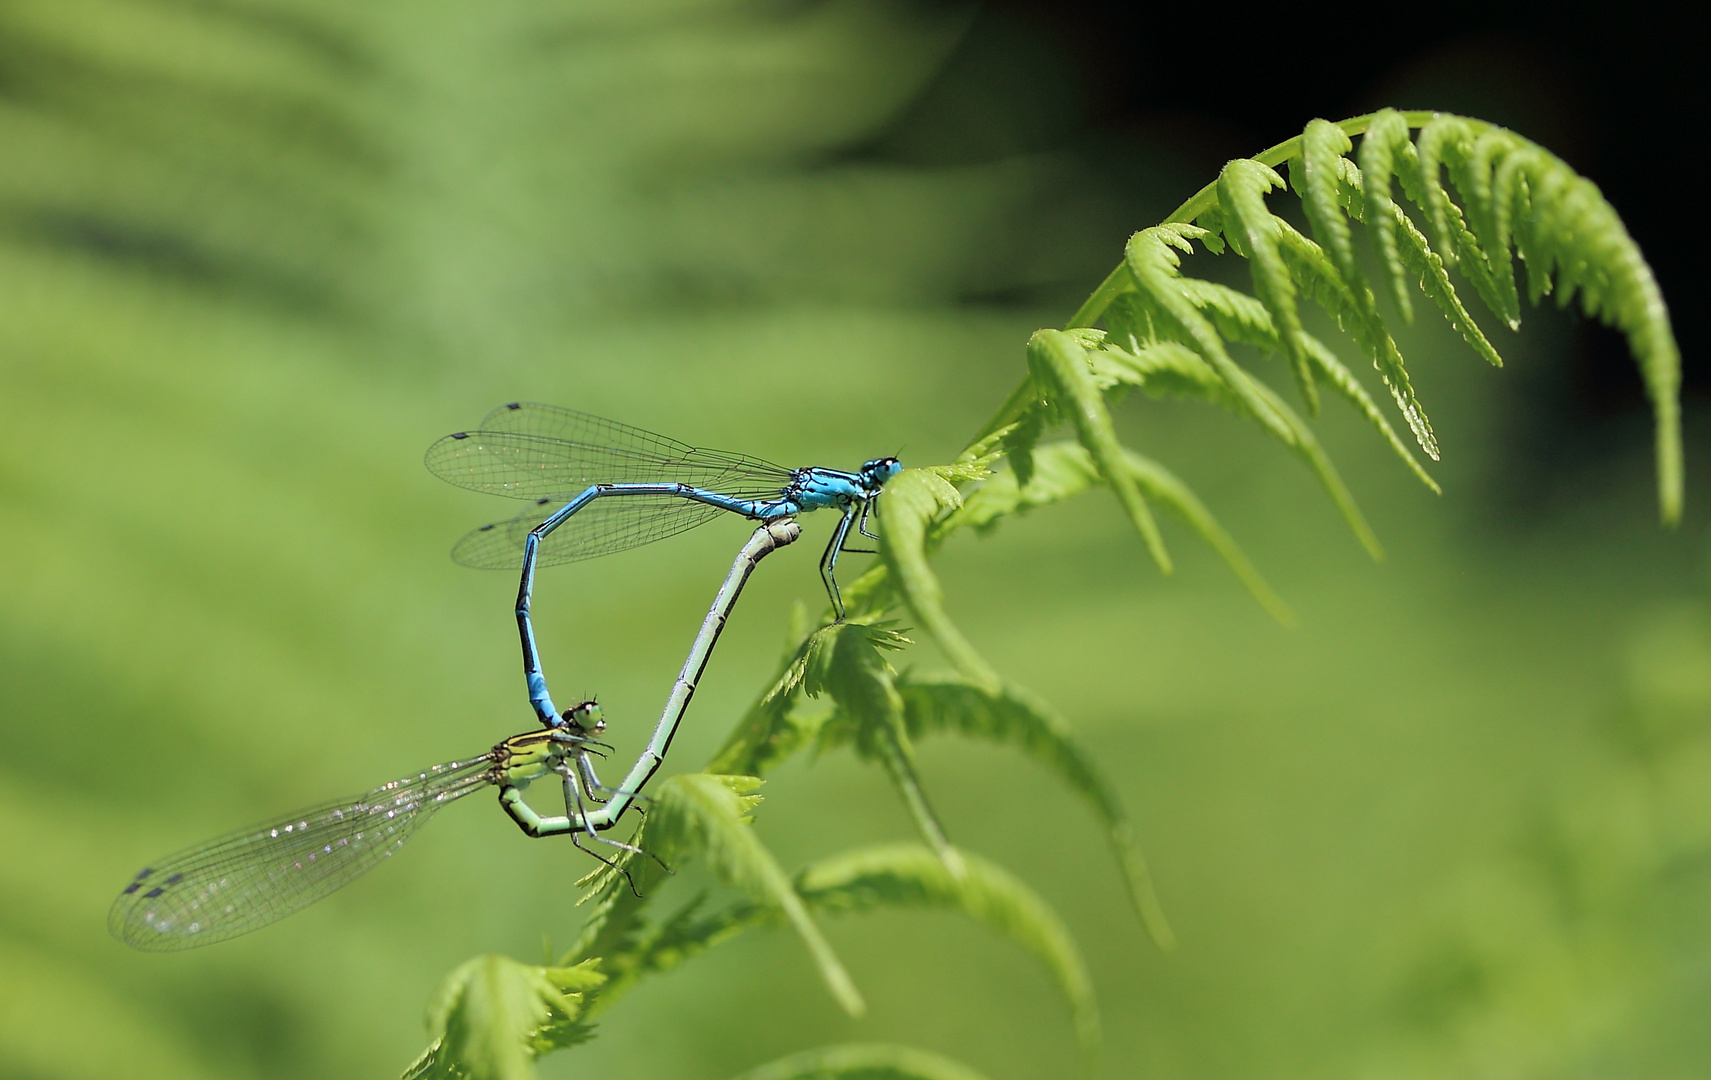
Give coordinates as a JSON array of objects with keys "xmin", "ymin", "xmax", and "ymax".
[{"xmin": 555, "ymin": 765, "xmax": 657, "ymax": 897}]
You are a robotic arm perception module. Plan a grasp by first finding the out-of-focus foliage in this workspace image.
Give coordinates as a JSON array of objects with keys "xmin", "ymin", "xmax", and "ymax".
[
  {"xmin": 0, "ymin": 2, "xmax": 1130, "ymax": 1076},
  {"xmin": 1, "ymin": 2, "xmax": 1704, "ymax": 1080}
]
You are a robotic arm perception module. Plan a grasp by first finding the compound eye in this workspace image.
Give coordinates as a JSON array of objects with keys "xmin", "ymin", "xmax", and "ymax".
[{"xmin": 563, "ymin": 700, "xmax": 603, "ymax": 728}]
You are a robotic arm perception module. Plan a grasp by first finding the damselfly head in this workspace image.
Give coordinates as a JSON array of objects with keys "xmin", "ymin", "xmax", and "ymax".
[
  {"xmin": 861, "ymin": 457, "xmax": 902, "ymax": 490},
  {"xmin": 563, "ymin": 700, "xmax": 605, "ymax": 734}
]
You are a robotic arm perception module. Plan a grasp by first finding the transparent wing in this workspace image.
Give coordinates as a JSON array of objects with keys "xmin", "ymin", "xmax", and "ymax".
[
  {"xmin": 451, "ymin": 495, "xmax": 730, "ymax": 569},
  {"xmin": 110, "ymin": 755, "xmax": 495, "ymax": 951},
  {"xmin": 425, "ymin": 402, "xmax": 794, "ymax": 501}
]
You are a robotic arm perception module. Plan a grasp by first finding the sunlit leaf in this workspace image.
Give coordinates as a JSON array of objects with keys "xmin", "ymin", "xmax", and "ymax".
[
  {"xmin": 647, "ymin": 773, "xmax": 865, "ymax": 1017},
  {"xmin": 1027, "ymin": 328, "xmax": 1171, "ymax": 571},
  {"xmin": 881, "ymin": 468, "xmax": 1001, "ymax": 694},
  {"xmin": 1355, "ymin": 108, "xmax": 1420, "ymax": 322},
  {"xmin": 707, "ymin": 629, "xmax": 835, "ymax": 778},
  {"xmin": 1060, "ymin": 110, "xmax": 1680, "ymax": 522},
  {"xmin": 895, "ymin": 674, "xmax": 1174, "ymax": 948},
  {"xmin": 809, "ymin": 621, "xmax": 965, "ymax": 877},
  {"xmin": 1120, "ymin": 225, "xmax": 1294, "ymax": 440},
  {"xmin": 1274, "ymin": 220, "xmax": 1438, "ymax": 458},
  {"xmin": 1217, "ymin": 158, "xmax": 1319, "ymax": 413},
  {"xmin": 1296, "ymin": 120, "xmax": 1366, "ymax": 324},
  {"xmin": 798, "ymin": 844, "xmax": 1100, "ymax": 1077},
  {"xmin": 407, "ymin": 955, "xmax": 601, "ymax": 1080}
]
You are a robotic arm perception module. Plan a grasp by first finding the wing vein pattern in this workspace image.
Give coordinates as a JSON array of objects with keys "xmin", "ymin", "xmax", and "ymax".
[
  {"xmin": 110, "ymin": 756, "xmax": 495, "ymax": 951},
  {"xmin": 428, "ymin": 403, "xmax": 798, "ymax": 569}
]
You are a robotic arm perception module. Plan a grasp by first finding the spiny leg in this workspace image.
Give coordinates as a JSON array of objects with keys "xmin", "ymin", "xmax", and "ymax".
[
  {"xmin": 837, "ymin": 500, "xmax": 880, "ymax": 556},
  {"xmin": 562, "ymin": 766, "xmax": 673, "ymax": 877},
  {"xmin": 819, "ymin": 508, "xmax": 857, "ymax": 621},
  {"xmin": 575, "ymin": 751, "xmax": 656, "ymax": 808},
  {"xmin": 857, "ymin": 498, "xmax": 880, "ymax": 542},
  {"xmin": 558, "ymin": 766, "xmax": 643, "ymax": 896},
  {"xmin": 569, "ymin": 761, "xmax": 674, "ymax": 876},
  {"xmin": 574, "ymin": 751, "xmax": 611, "ymax": 807}
]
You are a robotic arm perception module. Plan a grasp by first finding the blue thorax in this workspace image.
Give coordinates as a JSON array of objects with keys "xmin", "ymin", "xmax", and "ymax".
[{"xmin": 786, "ymin": 457, "xmax": 902, "ymax": 511}]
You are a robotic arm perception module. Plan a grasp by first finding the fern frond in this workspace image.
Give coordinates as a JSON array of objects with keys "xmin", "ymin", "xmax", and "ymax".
[
  {"xmin": 706, "ymin": 628, "xmax": 836, "ymax": 777},
  {"xmin": 569, "ymin": 891, "xmax": 761, "ymax": 1016},
  {"xmin": 802, "ymin": 621, "xmax": 966, "ymax": 878},
  {"xmin": 880, "ymin": 469, "xmax": 1002, "ymax": 693},
  {"xmin": 1304, "ymin": 344, "xmax": 1436, "ymax": 493},
  {"xmin": 935, "ymin": 111, "xmax": 1681, "ymax": 631},
  {"xmin": 1059, "ymin": 109, "xmax": 1681, "ymax": 525},
  {"xmin": 1384, "ymin": 195, "xmax": 1504, "ymax": 368},
  {"xmin": 798, "ymin": 844, "xmax": 1101, "ymax": 1077},
  {"xmin": 948, "ymin": 440, "xmax": 1292, "ymax": 621},
  {"xmin": 404, "ymin": 956, "xmax": 605, "ymax": 1080},
  {"xmin": 582, "ymin": 842, "xmax": 1104, "ymax": 1068},
  {"xmin": 648, "ymin": 774, "xmax": 866, "ymax": 1017},
  {"xmin": 1080, "ymin": 326, "xmax": 1385, "ymax": 557},
  {"xmin": 893, "ymin": 675, "xmax": 1173, "ymax": 948},
  {"xmin": 586, "ymin": 845, "xmax": 1105, "ymax": 1077},
  {"xmin": 1028, "ymin": 329, "xmax": 1171, "ymax": 570},
  {"xmin": 1216, "ymin": 159, "xmax": 1320, "ymax": 413},
  {"xmin": 1120, "ymin": 225, "xmax": 1295, "ymax": 439},
  {"xmin": 1272, "ymin": 217, "xmax": 1437, "ymax": 456},
  {"xmin": 1103, "ymin": 291, "xmax": 1439, "ymax": 493},
  {"xmin": 1354, "ymin": 108, "xmax": 1420, "ymax": 322},
  {"xmin": 1297, "ymin": 120, "xmax": 1368, "ymax": 327}
]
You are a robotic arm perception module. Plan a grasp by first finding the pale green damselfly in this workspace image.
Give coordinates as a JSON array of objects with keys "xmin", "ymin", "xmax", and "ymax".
[{"xmin": 110, "ymin": 519, "xmax": 800, "ymax": 951}]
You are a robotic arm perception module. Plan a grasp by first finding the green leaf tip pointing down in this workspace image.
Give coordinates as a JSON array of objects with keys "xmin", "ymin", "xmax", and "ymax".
[
  {"xmin": 881, "ymin": 468, "xmax": 1003, "ymax": 694},
  {"xmin": 651, "ymin": 773, "xmax": 867, "ymax": 1018},
  {"xmin": 807, "ymin": 621, "xmax": 968, "ymax": 880},
  {"xmin": 896, "ymin": 675, "xmax": 1175, "ymax": 951},
  {"xmin": 1218, "ymin": 158, "xmax": 1321, "ymax": 417},
  {"xmin": 1026, "ymin": 329, "xmax": 1172, "ymax": 573},
  {"xmin": 798, "ymin": 844, "xmax": 1101, "ymax": 1078},
  {"xmin": 561, "ymin": 843, "xmax": 1104, "ymax": 1075},
  {"xmin": 948, "ymin": 439, "xmax": 1295, "ymax": 625}
]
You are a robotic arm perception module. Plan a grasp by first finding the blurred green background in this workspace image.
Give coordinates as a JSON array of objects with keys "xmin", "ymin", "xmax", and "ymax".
[{"xmin": 2, "ymin": 2, "xmax": 1707, "ymax": 1078}]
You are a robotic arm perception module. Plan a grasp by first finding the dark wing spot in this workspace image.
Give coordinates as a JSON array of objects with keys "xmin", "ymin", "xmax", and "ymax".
[
  {"xmin": 164, "ymin": 873, "xmax": 183, "ymax": 885},
  {"xmin": 451, "ymin": 432, "xmax": 469, "ymax": 440},
  {"xmin": 504, "ymin": 402, "xmax": 521, "ymax": 410},
  {"xmin": 478, "ymin": 524, "xmax": 495, "ymax": 532},
  {"xmin": 144, "ymin": 887, "xmax": 165, "ymax": 898},
  {"xmin": 123, "ymin": 881, "xmax": 141, "ymax": 894},
  {"xmin": 136, "ymin": 867, "xmax": 154, "ymax": 879},
  {"xmin": 535, "ymin": 497, "xmax": 550, "ymax": 505}
]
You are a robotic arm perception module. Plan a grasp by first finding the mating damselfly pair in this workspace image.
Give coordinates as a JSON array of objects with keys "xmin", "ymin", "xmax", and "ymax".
[{"xmin": 110, "ymin": 405, "xmax": 902, "ymax": 951}]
